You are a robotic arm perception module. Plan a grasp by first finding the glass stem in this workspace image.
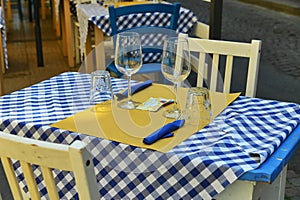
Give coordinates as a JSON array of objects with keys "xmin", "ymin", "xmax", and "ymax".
[
  {"xmin": 174, "ymin": 81, "xmax": 179, "ymax": 106},
  {"xmin": 127, "ymin": 74, "xmax": 132, "ymax": 103}
]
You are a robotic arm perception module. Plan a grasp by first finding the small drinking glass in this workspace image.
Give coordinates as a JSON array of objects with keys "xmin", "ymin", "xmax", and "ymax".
[
  {"xmin": 89, "ymin": 70, "xmax": 113, "ymax": 104},
  {"xmin": 185, "ymin": 87, "xmax": 212, "ymax": 125}
]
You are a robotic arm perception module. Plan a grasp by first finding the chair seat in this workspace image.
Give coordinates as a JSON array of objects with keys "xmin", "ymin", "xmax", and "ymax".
[{"xmin": 139, "ymin": 63, "xmax": 162, "ymax": 74}]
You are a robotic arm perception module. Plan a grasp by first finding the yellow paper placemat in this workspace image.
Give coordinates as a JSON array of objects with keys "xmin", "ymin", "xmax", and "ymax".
[{"xmin": 51, "ymin": 84, "xmax": 240, "ymax": 153}]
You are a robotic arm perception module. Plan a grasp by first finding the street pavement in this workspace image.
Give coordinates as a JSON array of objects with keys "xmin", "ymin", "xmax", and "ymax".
[{"xmin": 168, "ymin": 0, "xmax": 300, "ymax": 199}]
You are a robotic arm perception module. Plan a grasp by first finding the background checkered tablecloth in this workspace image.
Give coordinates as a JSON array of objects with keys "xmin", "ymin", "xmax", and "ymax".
[
  {"xmin": 0, "ymin": 72, "xmax": 299, "ymax": 199},
  {"xmin": 77, "ymin": 3, "xmax": 198, "ymax": 60}
]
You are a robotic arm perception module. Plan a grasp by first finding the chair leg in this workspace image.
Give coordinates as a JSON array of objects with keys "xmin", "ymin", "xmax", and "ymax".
[
  {"xmin": 74, "ymin": 23, "xmax": 81, "ymax": 65},
  {"xmin": 0, "ymin": 32, "xmax": 5, "ymax": 74},
  {"xmin": 0, "ymin": 33, "xmax": 3, "ymax": 95},
  {"xmin": 63, "ymin": 0, "xmax": 75, "ymax": 67},
  {"xmin": 55, "ymin": 1, "xmax": 61, "ymax": 37},
  {"xmin": 6, "ymin": 0, "xmax": 12, "ymax": 21},
  {"xmin": 28, "ymin": 0, "xmax": 33, "ymax": 22},
  {"xmin": 17, "ymin": 0, "xmax": 23, "ymax": 20},
  {"xmin": 41, "ymin": 0, "xmax": 46, "ymax": 19}
]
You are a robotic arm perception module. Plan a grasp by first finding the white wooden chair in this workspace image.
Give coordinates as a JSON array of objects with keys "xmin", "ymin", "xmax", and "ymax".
[
  {"xmin": 185, "ymin": 35, "xmax": 261, "ymax": 97},
  {"xmin": 0, "ymin": 132, "xmax": 100, "ymax": 200}
]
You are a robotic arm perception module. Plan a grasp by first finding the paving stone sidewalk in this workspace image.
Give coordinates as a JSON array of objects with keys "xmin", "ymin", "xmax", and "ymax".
[
  {"xmin": 235, "ymin": 0, "xmax": 300, "ymax": 78},
  {"xmin": 286, "ymin": 170, "xmax": 300, "ymax": 200}
]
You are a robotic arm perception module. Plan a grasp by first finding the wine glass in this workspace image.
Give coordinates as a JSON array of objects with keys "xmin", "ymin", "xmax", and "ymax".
[
  {"xmin": 161, "ymin": 36, "xmax": 191, "ymax": 119},
  {"xmin": 115, "ymin": 32, "xmax": 143, "ymax": 109}
]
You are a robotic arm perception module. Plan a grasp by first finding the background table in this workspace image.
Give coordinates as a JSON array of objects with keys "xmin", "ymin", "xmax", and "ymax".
[
  {"xmin": 76, "ymin": 3, "xmax": 198, "ymax": 68},
  {"xmin": 0, "ymin": 72, "xmax": 299, "ymax": 199}
]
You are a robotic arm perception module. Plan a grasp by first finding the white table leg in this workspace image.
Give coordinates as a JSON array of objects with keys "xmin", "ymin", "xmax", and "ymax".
[{"xmin": 63, "ymin": 0, "xmax": 75, "ymax": 67}]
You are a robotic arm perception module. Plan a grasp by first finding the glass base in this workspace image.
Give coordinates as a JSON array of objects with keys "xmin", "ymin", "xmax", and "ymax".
[
  {"xmin": 118, "ymin": 100, "xmax": 139, "ymax": 110},
  {"xmin": 163, "ymin": 108, "xmax": 182, "ymax": 119}
]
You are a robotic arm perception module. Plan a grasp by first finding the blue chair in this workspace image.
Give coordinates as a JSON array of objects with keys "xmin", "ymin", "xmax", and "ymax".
[{"xmin": 107, "ymin": 2, "xmax": 181, "ymax": 78}]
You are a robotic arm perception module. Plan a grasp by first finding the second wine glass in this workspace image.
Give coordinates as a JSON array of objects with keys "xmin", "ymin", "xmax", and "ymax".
[
  {"xmin": 161, "ymin": 36, "xmax": 191, "ymax": 119},
  {"xmin": 115, "ymin": 32, "xmax": 143, "ymax": 109}
]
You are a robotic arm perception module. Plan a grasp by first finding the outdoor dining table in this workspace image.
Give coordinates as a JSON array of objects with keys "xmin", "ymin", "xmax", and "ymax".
[
  {"xmin": 62, "ymin": 1, "xmax": 198, "ymax": 67},
  {"xmin": 0, "ymin": 72, "xmax": 299, "ymax": 199}
]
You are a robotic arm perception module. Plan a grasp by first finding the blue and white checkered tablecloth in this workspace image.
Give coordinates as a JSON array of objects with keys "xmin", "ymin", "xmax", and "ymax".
[
  {"xmin": 90, "ymin": 7, "xmax": 198, "ymax": 36},
  {"xmin": 0, "ymin": 72, "xmax": 299, "ymax": 200},
  {"xmin": 77, "ymin": 3, "xmax": 198, "ymax": 61}
]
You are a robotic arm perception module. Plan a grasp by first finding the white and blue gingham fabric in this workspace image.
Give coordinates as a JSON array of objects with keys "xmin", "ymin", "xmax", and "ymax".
[
  {"xmin": 90, "ymin": 6, "xmax": 198, "ymax": 37},
  {"xmin": 0, "ymin": 72, "xmax": 299, "ymax": 200},
  {"xmin": 77, "ymin": 3, "xmax": 198, "ymax": 63}
]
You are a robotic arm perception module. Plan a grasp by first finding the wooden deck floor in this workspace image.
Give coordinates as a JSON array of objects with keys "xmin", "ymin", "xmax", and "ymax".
[{"xmin": 2, "ymin": 1, "xmax": 78, "ymax": 95}]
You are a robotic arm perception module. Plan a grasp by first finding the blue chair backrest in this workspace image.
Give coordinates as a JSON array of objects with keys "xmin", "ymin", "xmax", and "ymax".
[
  {"xmin": 109, "ymin": 2, "xmax": 181, "ymax": 36},
  {"xmin": 108, "ymin": 2, "xmax": 181, "ymax": 63}
]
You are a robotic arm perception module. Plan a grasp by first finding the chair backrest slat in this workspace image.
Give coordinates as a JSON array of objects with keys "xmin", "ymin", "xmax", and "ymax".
[
  {"xmin": 0, "ymin": 132, "xmax": 100, "ymax": 199},
  {"xmin": 210, "ymin": 53, "xmax": 220, "ymax": 91},
  {"xmin": 21, "ymin": 161, "xmax": 41, "ymax": 200},
  {"xmin": 223, "ymin": 55, "xmax": 233, "ymax": 93},
  {"xmin": 41, "ymin": 166, "xmax": 60, "ymax": 200},
  {"xmin": 196, "ymin": 52, "xmax": 206, "ymax": 87}
]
